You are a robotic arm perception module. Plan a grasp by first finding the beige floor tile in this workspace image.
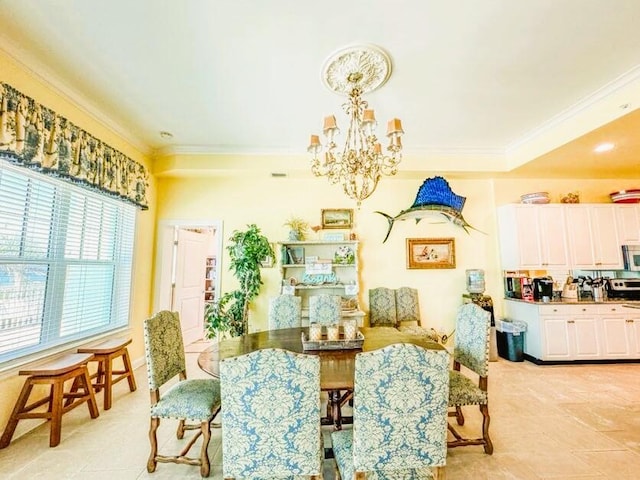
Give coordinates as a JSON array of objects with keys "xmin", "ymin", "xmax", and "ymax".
[{"xmin": 0, "ymin": 347, "xmax": 638, "ymax": 479}]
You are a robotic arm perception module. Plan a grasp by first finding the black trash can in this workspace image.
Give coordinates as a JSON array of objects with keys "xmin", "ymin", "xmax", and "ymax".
[{"xmin": 496, "ymin": 320, "xmax": 526, "ymax": 362}]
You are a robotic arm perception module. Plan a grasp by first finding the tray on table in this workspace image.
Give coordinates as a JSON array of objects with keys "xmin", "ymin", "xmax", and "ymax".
[{"xmin": 301, "ymin": 330, "xmax": 364, "ymax": 351}]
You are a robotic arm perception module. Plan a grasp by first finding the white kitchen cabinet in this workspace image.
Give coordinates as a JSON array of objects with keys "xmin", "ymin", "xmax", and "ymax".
[
  {"xmin": 538, "ymin": 305, "xmax": 600, "ymax": 361},
  {"xmin": 615, "ymin": 204, "xmax": 640, "ymax": 244},
  {"xmin": 497, "ymin": 204, "xmax": 570, "ymax": 270},
  {"xmin": 600, "ymin": 304, "xmax": 640, "ymax": 358},
  {"xmin": 565, "ymin": 205, "xmax": 623, "ymax": 269},
  {"xmin": 503, "ymin": 300, "xmax": 640, "ymax": 362}
]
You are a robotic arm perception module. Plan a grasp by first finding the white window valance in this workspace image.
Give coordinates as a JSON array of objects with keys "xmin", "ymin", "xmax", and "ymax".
[{"xmin": 0, "ymin": 82, "xmax": 149, "ymax": 210}]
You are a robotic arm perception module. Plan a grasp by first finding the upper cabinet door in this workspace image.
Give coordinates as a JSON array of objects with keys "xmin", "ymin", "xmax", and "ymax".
[
  {"xmin": 565, "ymin": 205, "xmax": 622, "ymax": 269},
  {"xmin": 497, "ymin": 204, "xmax": 569, "ymax": 269},
  {"xmin": 615, "ymin": 204, "xmax": 640, "ymax": 244},
  {"xmin": 538, "ymin": 205, "xmax": 570, "ymax": 268}
]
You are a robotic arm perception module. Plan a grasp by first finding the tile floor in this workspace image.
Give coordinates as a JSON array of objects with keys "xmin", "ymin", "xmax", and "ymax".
[{"xmin": 0, "ymin": 340, "xmax": 639, "ymax": 479}]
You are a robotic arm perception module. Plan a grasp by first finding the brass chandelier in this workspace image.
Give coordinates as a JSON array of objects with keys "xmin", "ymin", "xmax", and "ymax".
[{"xmin": 308, "ymin": 45, "xmax": 404, "ymax": 206}]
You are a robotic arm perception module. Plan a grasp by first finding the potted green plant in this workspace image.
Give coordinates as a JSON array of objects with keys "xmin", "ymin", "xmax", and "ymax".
[
  {"xmin": 283, "ymin": 216, "xmax": 309, "ymax": 241},
  {"xmin": 204, "ymin": 224, "xmax": 274, "ymax": 338}
]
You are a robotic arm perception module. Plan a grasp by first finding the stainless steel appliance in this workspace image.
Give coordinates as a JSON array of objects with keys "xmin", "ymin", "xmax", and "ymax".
[
  {"xmin": 622, "ymin": 245, "xmax": 640, "ymax": 272},
  {"xmin": 606, "ymin": 278, "xmax": 640, "ymax": 300}
]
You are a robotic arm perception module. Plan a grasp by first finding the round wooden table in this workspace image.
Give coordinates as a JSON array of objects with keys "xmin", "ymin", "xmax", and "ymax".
[{"xmin": 198, "ymin": 326, "xmax": 444, "ymax": 429}]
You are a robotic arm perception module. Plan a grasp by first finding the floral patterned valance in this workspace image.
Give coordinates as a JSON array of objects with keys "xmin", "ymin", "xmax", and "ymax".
[{"xmin": 0, "ymin": 82, "xmax": 148, "ymax": 209}]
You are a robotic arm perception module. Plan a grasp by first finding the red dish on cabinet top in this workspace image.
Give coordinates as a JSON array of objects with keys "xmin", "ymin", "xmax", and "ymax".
[{"xmin": 610, "ymin": 189, "xmax": 640, "ymax": 203}]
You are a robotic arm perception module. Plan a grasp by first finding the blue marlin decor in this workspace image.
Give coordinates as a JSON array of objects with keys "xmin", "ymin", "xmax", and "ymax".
[{"xmin": 375, "ymin": 176, "xmax": 482, "ymax": 242}]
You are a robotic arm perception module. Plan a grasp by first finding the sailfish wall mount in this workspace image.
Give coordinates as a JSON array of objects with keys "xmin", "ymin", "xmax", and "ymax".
[{"xmin": 375, "ymin": 176, "xmax": 482, "ymax": 242}]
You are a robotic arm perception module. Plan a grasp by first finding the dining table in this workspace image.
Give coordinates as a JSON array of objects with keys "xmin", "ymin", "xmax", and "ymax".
[{"xmin": 197, "ymin": 326, "xmax": 445, "ymax": 430}]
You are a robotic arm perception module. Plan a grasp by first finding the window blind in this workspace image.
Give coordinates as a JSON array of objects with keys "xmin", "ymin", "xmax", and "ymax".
[{"xmin": 0, "ymin": 161, "xmax": 136, "ymax": 364}]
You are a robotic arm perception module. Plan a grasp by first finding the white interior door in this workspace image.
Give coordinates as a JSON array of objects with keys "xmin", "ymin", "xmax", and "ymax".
[{"xmin": 173, "ymin": 229, "xmax": 209, "ymax": 345}]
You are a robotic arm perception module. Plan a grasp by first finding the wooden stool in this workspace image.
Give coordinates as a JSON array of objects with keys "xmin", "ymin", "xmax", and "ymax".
[
  {"xmin": 76, "ymin": 338, "xmax": 137, "ymax": 410},
  {"xmin": 0, "ymin": 353, "xmax": 99, "ymax": 448}
]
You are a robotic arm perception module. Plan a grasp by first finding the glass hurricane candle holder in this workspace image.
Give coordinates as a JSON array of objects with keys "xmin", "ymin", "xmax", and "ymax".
[
  {"xmin": 343, "ymin": 318, "xmax": 357, "ymax": 340},
  {"xmin": 309, "ymin": 323, "xmax": 322, "ymax": 341},
  {"xmin": 326, "ymin": 324, "xmax": 340, "ymax": 341}
]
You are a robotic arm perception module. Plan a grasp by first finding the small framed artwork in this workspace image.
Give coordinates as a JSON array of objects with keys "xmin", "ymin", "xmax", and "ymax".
[
  {"xmin": 321, "ymin": 209, "xmax": 353, "ymax": 229},
  {"xmin": 406, "ymin": 238, "xmax": 456, "ymax": 269}
]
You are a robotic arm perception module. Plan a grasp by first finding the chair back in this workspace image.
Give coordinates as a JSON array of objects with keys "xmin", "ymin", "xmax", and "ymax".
[
  {"xmin": 454, "ymin": 303, "xmax": 491, "ymax": 377},
  {"xmin": 308, "ymin": 294, "xmax": 341, "ymax": 325},
  {"xmin": 220, "ymin": 348, "xmax": 322, "ymax": 478},
  {"xmin": 268, "ymin": 294, "xmax": 302, "ymax": 330},
  {"xmin": 368, "ymin": 287, "xmax": 397, "ymax": 326},
  {"xmin": 395, "ymin": 286, "xmax": 420, "ymax": 324},
  {"xmin": 143, "ymin": 310, "xmax": 186, "ymax": 391},
  {"xmin": 352, "ymin": 343, "xmax": 449, "ymax": 474}
]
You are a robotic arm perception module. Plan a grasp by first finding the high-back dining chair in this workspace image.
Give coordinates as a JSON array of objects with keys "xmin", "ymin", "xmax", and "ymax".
[
  {"xmin": 308, "ymin": 294, "xmax": 341, "ymax": 325},
  {"xmin": 332, "ymin": 344, "xmax": 450, "ymax": 480},
  {"xmin": 368, "ymin": 287, "xmax": 397, "ymax": 327},
  {"xmin": 268, "ymin": 294, "xmax": 302, "ymax": 330},
  {"xmin": 220, "ymin": 348, "xmax": 323, "ymax": 479},
  {"xmin": 395, "ymin": 286, "xmax": 421, "ymax": 324},
  {"xmin": 448, "ymin": 303, "xmax": 493, "ymax": 454},
  {"xmin": 143, "ymin": 310, "xmax": 222, "ymax": 477}
]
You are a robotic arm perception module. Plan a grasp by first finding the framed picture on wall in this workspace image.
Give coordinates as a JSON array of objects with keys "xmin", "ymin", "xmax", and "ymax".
[
  {"xmin": 321, "ymin": 209, "xmax": 353, "ymax": 229},
  {"xmin": 406, "ymin": 238, "xmax": 456, "ymax": 269}
]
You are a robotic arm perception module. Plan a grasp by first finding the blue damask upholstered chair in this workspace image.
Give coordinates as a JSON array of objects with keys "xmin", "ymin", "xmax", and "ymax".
[
  {"xmin": 448, "ymin": 303, "xmax": 493, "ymax": 454},
  {"xmin": 332, "ymin": 344, "xmax": 450, "ymax": 480},
  {"xmin": 368, "ymin": 287, "xmax": 397, "ymax": 327},
  {"xmin": 395, "ymin": 286, "xmax": 421, "ymax": 324},
  {"xmin": 220, "ymin": 348, "xmax": 322, "ymax": 480},
  {"xmin": 268, "ymin": 294, "xmax": 302, "ymax": 330},
  {"xmin": 308, "ymin": 294, "xmax": 341, "ymax": 325},
  {"xmin": 143, "ymin": 310, "xmax": 221, "ymax": 477}
]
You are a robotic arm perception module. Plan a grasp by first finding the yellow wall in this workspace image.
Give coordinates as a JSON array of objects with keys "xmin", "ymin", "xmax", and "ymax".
[
  {"xmin": 156, "ymin": 174, "xmax": 497, "ymax": 333},
  {"xmin": 156, "ymin": 172, "xmax": 640, "ymax": 336},
  {"xmin": 0, "ymin": 50, "xmax": 157, "ymax": 434},
  {"xmin": 3, "ymin": 44, "xmax": 640, "ymax": 442}
]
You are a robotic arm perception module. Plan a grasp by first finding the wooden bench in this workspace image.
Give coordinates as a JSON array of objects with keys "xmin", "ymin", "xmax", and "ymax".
[
  {"xmin": 76, "ymin": 337, "xmax": 137, "ymax": 410},
  {"xmin": 0, "ymin": 353, "xmax": 99, "ymax": 448}
]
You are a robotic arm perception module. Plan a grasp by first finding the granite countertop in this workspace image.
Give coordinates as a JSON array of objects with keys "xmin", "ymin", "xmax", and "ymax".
[{"xmin": 504, "ymin": 297, "xmax": 640, "ymax": 305}]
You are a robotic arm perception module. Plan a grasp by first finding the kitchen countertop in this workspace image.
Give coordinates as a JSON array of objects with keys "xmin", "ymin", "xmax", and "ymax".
[{"xmin": 504, "ymin": 297, "xmax": 640, "ymax": 305}]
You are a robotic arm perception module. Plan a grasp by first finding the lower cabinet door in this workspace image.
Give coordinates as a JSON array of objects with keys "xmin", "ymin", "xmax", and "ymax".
[
  {"xmin": 541, "ymin": 316, "xmax": 600, "ymax": 360},
  {"xmin": 571, "ymin": 317, "xmax": 600, "ymax": 359},
  {"xmin": 541, "ymin": 317, "xmax": 572, "ymax": 360},
  {"xmin": 600, "ymin": 316, "xmax": 632, "ymax": 358}
]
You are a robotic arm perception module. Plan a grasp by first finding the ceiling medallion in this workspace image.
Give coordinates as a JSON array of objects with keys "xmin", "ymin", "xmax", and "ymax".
[{"xmin": 321, "ymin": 44, "xmax": 392, "ymax": 95}]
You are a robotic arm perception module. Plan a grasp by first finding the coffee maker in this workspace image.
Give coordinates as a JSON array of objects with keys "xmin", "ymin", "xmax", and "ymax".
[{"xmin": 532, "ymin": 277, "xmax": 554, "ymax": 301}]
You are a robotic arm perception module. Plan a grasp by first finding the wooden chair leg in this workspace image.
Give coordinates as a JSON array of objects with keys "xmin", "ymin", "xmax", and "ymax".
[
  {"xmin": 480, "ymin": 404, "xmax": 493, "ymax": 454},
  {"xmin": 199, "ymin": 421, "xmax": 211, "ymax": 478},
  {"xmin": 455, "ymin": 406, "xmax": 464, "ymax": 425},
  {"xmin": 177, "ymin": 419, "xmax": 186, "ymax": 439},
  {"xmin": 148, "ymin": 417, "xmax": 160, "ymax": 473}
]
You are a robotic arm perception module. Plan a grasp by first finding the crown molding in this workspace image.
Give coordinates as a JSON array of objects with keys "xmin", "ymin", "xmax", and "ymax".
[
  {"xmin": 507, "ymin": 63, "xmax": 640, "ymax": 153},
  {"xmin": 0, "ymin": 36, "xmax": 151, "ymax": 155}
]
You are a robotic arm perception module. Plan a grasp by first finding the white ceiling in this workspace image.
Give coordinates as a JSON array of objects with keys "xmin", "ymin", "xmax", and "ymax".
[{"xmin": 1, "ymin": 0, "xmax": 640, "ymax": 179}]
